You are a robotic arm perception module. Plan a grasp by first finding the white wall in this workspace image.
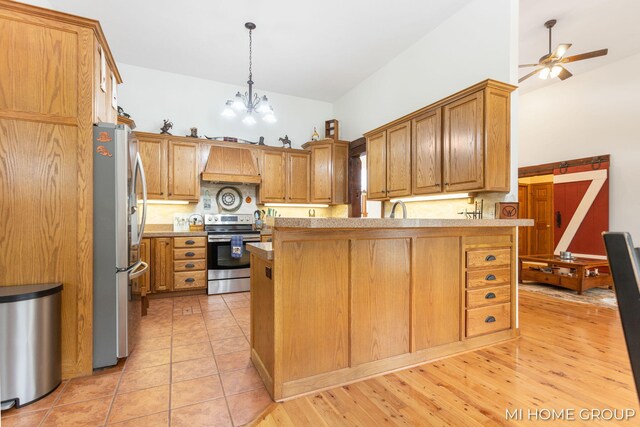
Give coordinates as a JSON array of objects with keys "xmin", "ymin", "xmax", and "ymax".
[
  {"xmin": 333, "ymin": 0, "xmax": 519, "ymax": 209},
  {"xmin": 117, "ymin": 63, "xmax": 333, "ymax": 149},
  {"xmin": 519, "ymin": 52, "xmax": 640, "ymax": 241},
  {"xmin": 333, "ymin": 0, "xmax": 517, "ymax": 140},
  {"xmin": 20, "ymin": 0, "xmax": 53, "ymax": 8}
]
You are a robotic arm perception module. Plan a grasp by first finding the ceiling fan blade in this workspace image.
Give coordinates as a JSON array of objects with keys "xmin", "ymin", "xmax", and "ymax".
[
  {"xmin": 562, "ymin": 48, "xmax": 608, "ymax": 63},
  {"xmin": 551, "ymin": 43, "xmax": 572, "ymax": 58},
  {"xmin": 519, "ymin": 63, "xmax": 540, "ymax": 68},
  {"xmin": 519, "ymin": 68, "xmax": 544, "ymax": 83},
  {"xmin": 557, "ymin": 66, "xmax": 573, "ymax": 80}
]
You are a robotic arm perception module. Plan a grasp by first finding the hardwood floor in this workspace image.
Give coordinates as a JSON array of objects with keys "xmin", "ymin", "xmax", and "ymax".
[{"xmin": 251, "ymin": 291, "xmax": 639, "ymax": 426}]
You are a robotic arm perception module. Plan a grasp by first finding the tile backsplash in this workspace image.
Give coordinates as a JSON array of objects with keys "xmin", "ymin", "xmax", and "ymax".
[{"xmin": 144, "ymin": 182, "xmax": 347, "ymax": 224}]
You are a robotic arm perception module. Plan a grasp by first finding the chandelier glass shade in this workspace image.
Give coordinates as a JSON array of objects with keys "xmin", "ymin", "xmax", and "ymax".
[{"xmin": 222, "ymin": 22, "xmax": 276, "ymax": 125}]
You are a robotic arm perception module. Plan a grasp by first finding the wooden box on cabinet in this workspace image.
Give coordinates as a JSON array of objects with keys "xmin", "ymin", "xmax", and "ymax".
[{"xmin": 302, "ymin": 139, "xmax": 349, "ymax": 204}]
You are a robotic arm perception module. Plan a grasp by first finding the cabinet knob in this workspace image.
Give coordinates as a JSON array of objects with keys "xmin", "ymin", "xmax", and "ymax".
[
  {"xmin": 185, "ymin": 277, "xmax": 195, "ymax": 283},
  {"xmin": 160, "ymin": 192, "xmax": 164, "ymax": 195},
  {"xmin": 185, "ymin": 252, "xmax": 195, "ymax": 257},
  {"xmin": 485, "ymin": 292, "xmax": 496, "ymax": 299},
  {"xmin": 265, "ymin": 266, "xmax": 272, "ymax": 279},
  {"xmin": 185, "ymin": 240, "xmax": 195, "ymax": 245},
  {"xmin": 185, "ymin": 263, "xmax": 195, "ymax": 268},
  {"xmin": 485, "ymin": 316, "xmax": 496, "ymax": 323},
  {"xmin": 485, "ymin": 274, "xmax": 496, "ymax": 281},
  {"xmin": 485, "ymin": 255, "xmax": 497, "ymax": 262}
]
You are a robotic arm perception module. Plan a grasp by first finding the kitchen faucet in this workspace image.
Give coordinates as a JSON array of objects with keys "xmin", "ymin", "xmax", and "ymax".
[{"xmin": 390, "ymin": 201, "xmax": 407, "ymax": 219}]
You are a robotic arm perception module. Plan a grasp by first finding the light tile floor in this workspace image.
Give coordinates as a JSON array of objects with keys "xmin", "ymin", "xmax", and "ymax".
[{"xmin": 1, "ymin": 292, "xmax": 272, "ymax": 427}]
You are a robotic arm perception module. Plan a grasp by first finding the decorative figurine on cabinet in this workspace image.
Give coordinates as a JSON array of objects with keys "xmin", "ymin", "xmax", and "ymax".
[
  {"xmin": 279, "ymin": 135, "xmax": 292, "ymax": 148},
  {"xmin": 311, "ymin": 127, "xmax": 320, "ymax": 141},
  {"xmin": 160, "ymin": 119, "xmax": 173, "ymax": 135},
  {"xmin": 187, "ymin": 127, "xmax": 199, "ymax": 138}
]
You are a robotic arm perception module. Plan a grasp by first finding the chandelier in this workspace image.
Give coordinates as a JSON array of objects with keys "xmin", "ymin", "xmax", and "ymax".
[{"xmin": 222, "ymin": 22, "xmax": 276, "ymax": 125}]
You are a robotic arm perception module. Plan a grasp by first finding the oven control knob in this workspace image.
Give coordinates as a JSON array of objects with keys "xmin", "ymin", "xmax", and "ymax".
[{"xmin": 214, "ymin": 217, "xmax": 219, "ymax": 222}]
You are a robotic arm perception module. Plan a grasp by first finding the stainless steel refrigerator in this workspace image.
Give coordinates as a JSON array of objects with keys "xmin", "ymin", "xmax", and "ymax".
[{"xmin": 93, "ymin": 123, "xmax": 148, "ymax": 369}]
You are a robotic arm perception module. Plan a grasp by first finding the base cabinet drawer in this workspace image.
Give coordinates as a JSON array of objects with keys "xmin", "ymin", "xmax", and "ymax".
[
  {"xmin": 467, "ymin": 285, "xmax": 511, "ymax": 308},
  {"xmin": 174, "ymin": 259, "xmax": 206, "ymax": 272},
  {"xmin": 173, "ymin": 247, "xmax": 206, "ymax": 260},
  {"xmin": 174, "ymin": 236, "xmax": 206, "ymax": 248},
  {"xmin": 467, "ymin": 267, "xmax": 510, "ymax": 288},
  {"xmin": 467, "ymin": 248, "xmax": 511, "ymax": 268},
  {"xmin": 466, "ymin": 303, "xmax": 510, "ymax": 337},
  {"xmin": 174, "ymin": 271, "xmax": 206, "ymax": 290}
]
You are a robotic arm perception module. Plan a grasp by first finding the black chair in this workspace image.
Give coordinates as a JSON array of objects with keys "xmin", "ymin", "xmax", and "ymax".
[{"xmin": 602, "ymin": 232, "xmax": 640, "ymax": 399}]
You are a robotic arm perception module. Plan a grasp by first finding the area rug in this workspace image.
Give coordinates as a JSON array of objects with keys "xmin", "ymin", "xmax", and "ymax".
[{"xmin": 518, "ymin": 282, "xmax": 618, "ymax": 308}]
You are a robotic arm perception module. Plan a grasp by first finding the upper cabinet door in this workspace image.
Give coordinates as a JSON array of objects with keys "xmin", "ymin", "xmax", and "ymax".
[
  {"xmin": 260, "ymin": 151, "xmax": 286, "ymax": 203},
  {"xmin": 386, "ymin": 121, "xmax": 412, "ymax": 198},
  {"xmin": 443, "ymin": 91, "xmax": 484, "ymax": 192},
  {"xmin": 366, "ymin": 131, "xmax": 387, "ymax": 200},
  {"xmin": 309, "ymin": 145, "xmax": 332, "ymax": 203},
  {"xmin": 287, "ymin": 152, "xmax": 310, "ymax": 203},
  {"xmin": 168, "ymin": 140, "xmax": 199, "ymax": 201},
  {"xmin": 137, "ymin": 136, "xmax": 167, "ymax": 199},
  {"xmin": 412, "ymin": 109, "xmax": 442, "ymax": 195}
]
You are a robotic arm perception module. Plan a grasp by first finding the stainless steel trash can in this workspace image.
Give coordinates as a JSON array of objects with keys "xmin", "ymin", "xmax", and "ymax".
[{"xmin": 0, "ymin": 283, "xmax": 62, "ymax": 409}]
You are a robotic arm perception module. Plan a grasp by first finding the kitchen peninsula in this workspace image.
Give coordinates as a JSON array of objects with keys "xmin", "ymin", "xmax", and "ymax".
[{"xmin": 248, "ymin": 217, "xmax": 532, "ymax": 401}]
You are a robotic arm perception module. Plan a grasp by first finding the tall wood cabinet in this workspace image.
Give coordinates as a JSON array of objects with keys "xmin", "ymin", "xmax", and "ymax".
[
  {"xmin": 153, "ymin": 238, "xmax": 173, "ymax": 292},
  {"xmin": 135, "ymin": 132, "xmax": 199, "ymax": 202},
  {"xmin": 0, "ymin": 1, "xmax": 122, "ymax": 378},
  {"xmin": 365, "ymin": 80, "xmax": 515, "ymax": 200},
  {"xmin": 302, "ymin": 139, "xmax": 349, "ymax": 205}
]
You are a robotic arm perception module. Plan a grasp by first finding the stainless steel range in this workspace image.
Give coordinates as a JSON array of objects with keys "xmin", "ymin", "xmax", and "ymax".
[{"xmin": 205, "ymin": 214, "xmax": 260, "ymax": 294}]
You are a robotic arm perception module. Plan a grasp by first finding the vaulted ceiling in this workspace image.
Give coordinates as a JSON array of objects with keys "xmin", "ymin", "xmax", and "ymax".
[
  {"xmin": 49, "ymin": 0, "xmax": 472, "ymax": 102},
  {"xmin": 46, "ymin": 0, "xmax": 640, "ymax": 100}
]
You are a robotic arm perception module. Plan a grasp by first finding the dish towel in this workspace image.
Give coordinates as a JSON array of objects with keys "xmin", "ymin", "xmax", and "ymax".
[{"xmin": 231, "ymin": 235, "xmax": 243, "ymax": 259}]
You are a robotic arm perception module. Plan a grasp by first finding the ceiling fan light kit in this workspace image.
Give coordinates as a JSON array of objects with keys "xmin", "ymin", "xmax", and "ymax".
[
  {"xmin": 222, "ymin": 22, "xmax": 277, "ymax": 125},
  {"xmin": 519, "ymin": 19, "xmax": 608, "ymax": 84}
]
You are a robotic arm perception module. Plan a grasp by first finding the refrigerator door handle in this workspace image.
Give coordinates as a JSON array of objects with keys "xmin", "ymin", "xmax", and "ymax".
[
  {"xmin": 117, "ymin": 259, "xmax": 142, "ymax": 274},
  {"xmin": 128, "ymin": 261, "xmax": 149, "ymax": 280},
  {"xmin": 133, "ymin": 152, "xmax": 148, "ymax": 246}
]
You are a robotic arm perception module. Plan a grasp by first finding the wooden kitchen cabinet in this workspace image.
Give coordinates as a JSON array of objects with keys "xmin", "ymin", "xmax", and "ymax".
[
  {"xmin": 259, "ymin": 151, "xmax": 287, "ymax": 203},
  {"xmin": 168, "ymin": 140, "xmax": 199, "ymax": 201},
  {"xmin": 286, "ymin": 151, "xmax": 310, "ymax": 203},
  {"xmin": 414, "ymin": 236, "xmax": 460, "ymax": 349},
  {"xmin": 134, "ymin": 133, "xmax": 199, "ymax": 202},
  {"xmin": 443, "ymin": 91, "xmax": 484, "ymax": 192},
  {"xmin": 412, "ymin": 108, "xmax": 442, "ymax": 194},
  {"xmin": 366, "ymin": 131, "xmax": 387, "ymax": 200},
  {"xmin": 153, "ymin": 238, "xmax": 173, "ymax": 292},
  {"xmin": 366, "ymin": 121, "xmax": 412, "ymax": 200},
  {"xmin": 93, "ymin": 42, "xmax": 118, "ymax": 124},
  {"xmin": 302, "ymin": 139, "xmax": 349, "ymax": 204},
  {"xmin": 137, "ymin": 135, "xmax": 167, "ymax": 199},
  {"xmin": 258, "ymin": 148, "xmax": 311, "ymax": 203},
  {"xmin": 364, "ymin": 80, "xmax": 515, "ymax": 198},
  {"xmin": 386, "ymin": 122, "xmax": 412, "ymax": 198}
]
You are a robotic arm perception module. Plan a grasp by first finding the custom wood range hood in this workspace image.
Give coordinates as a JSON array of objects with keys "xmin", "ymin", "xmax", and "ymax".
[{"xmin": 201, "ymin": 145, "xmax": 261, "ymax": 184}]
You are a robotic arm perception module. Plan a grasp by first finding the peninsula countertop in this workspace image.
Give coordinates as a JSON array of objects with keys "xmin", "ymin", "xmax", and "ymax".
[
  {"xmin": 246, "ymin": 242, "xmax": 273, "ymax": 261},
  {"xmin": 265, "ymin": 217, "xmax": 533, "ymax": 229}
]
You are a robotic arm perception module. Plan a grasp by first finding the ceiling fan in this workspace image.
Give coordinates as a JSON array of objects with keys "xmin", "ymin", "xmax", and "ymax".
[{"xmin": 519, "ymin": 19, "xmax": 608, "ymax": 83}]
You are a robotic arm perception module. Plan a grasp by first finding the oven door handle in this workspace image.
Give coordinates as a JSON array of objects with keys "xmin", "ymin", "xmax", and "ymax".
[{"xmin": 208, "ymin": 237, "xmax": 261, "ymax": 243}]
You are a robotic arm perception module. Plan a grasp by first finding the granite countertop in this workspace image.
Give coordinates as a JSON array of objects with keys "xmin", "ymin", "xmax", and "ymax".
[
  {"xmin": 247, "ymin": 242, "xmax": 273, "ymax": 260},
  {"xmin": 143, "ymin": 224, "xmax": 207, "ymax": 238},
  {"xmin": 265, "ymin": 217, "xmax": 533, "ymax": 229}
]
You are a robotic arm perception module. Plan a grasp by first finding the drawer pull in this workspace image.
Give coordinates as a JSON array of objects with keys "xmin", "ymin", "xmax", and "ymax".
[
  {"xmin": 485, "ymin": 292, "xmax": 496, "ymax": 299},
  {"xmin": 485, "ymin": 316, "xmax": 496, "ymax": 323},
  {"xmin": 485, "ymin": 274, "xmax": 496, "ymax": 281},
  {"xmin": 265, "ymin": 266, "xmax": 272, "ymax": 279},
  {"xmin": 185, "ymin": 252, "xmax": 195, "ymax": 257},
  {"xmin": 185, "ymin": 240, "xmax": 195, "ymax": 245},
  {"xmin": 185, "ymin": 277, "xmax": 195, "ymax": 283},
  {"xmin": 485, "ymin": 255, "xmax": 497, "ymax": 262},
  {"xmin": 185, "ymin": 263, "xmax": 195, "ymax": 268}
]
